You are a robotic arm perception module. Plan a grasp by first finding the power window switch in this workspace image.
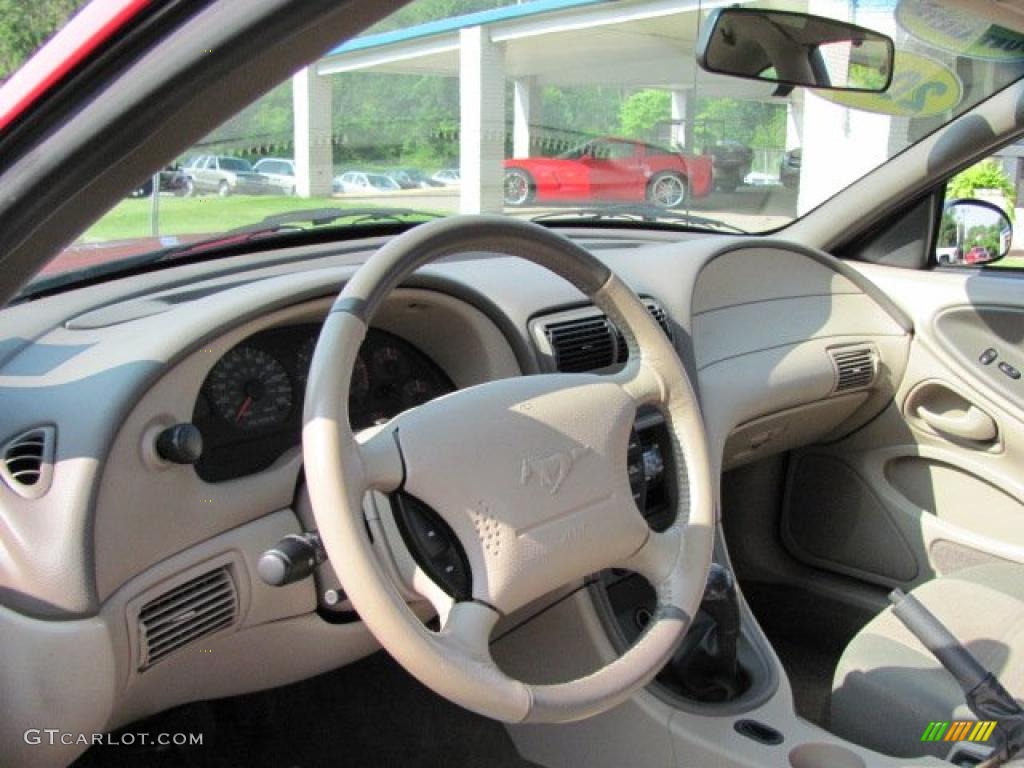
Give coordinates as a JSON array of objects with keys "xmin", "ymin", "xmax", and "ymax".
[
  {"xmin": 998, "ymin": 361, "xmax": 1021, "ymax": 380},
  {"xmin": 979, "ymin": 348, "xmax": 998, "ymax": 366}
]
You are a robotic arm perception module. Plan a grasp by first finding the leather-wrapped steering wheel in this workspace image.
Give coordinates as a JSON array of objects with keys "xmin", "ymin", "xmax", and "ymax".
[{"xmin": 302, "ymin": 215, "xmax": 714, "ymax": 723}]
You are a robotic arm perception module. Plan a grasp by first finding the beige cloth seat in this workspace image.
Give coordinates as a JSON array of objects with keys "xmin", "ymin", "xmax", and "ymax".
[{"xmin": 831, "ymin": 563, "xmax": 1024, "ymax": 759}]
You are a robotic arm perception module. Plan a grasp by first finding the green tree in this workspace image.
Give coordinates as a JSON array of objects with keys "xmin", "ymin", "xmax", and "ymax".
[
  {"xmin": 694, "ymin": 98, "xmax": 786, "ymax": 150},
  {"xmin": 948, "ymin": 159, "xmax": 1017, "ymax": 213},
  {"xmin": 0, "ymin": 0, "xmax": 88, "ymax": 81},
  {"xmin": 619, "ymin": 90, "xmax": 670, "ymax": 140}
]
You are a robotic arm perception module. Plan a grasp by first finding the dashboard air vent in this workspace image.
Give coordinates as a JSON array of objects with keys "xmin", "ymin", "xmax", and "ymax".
[
  {"xmin": 615, "ymin": 300, "xmax": 674, "ymax": 362},
  {"xmin": 535, "ymin": 299, "xmax": 673, "ymax": 373},
  {"xmin": 1, "ymin": 426, "xmax": 55, "ymax": 499},
  {"xmin": 545, "ymin": 315, "xmax": 616, "ymax": 372},
  {"xmin": 830, "ymin": 345, "xmax": 878, "ymax": 393},
  {"xmin": 138, "ymin": 567, "xmax": 238, "ymax": 669}
]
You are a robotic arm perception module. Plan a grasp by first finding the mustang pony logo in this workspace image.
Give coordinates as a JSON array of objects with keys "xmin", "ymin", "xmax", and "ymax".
[{"xmin": 520, "ymin": 446, "xmax": 591, "ymax": 495}]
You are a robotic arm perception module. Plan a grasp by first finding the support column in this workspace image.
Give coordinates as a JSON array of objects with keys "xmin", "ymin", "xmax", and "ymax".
[
  {"xmin": 293, "ymin": 66, "xmax": 333, "ymax": 198},
  {"xmin": 670, "ymin": 89, "xmax": 695, "ymax": 150},
  {"xmin": 459, "ymin": 26, "xmax": 506, "ymax": 214},
  {"xmin": 785, "ymin": 91, "xmax": 804, "ymax": 150},
  {"xmin": 513, "ymin": 76, "xmax": 541, "ymax": 159}
]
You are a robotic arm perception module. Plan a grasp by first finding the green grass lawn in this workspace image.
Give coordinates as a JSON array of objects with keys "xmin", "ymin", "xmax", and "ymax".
[
  {"xmin": 993, "ymin": 254, "xmax": 1024, "ymax": 269},
  {"xmin": 82, "ymin": 195, "xmax": 346, "ymax": 241}
]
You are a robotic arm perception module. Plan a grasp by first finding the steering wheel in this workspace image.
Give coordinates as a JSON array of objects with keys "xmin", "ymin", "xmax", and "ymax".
[{"xmin": 302, "ymin": 215, "xmax": 714, "ymax": 724}]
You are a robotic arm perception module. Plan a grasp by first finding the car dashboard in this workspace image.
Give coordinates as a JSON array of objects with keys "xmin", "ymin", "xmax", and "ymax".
[{"xmin": 0, "ymin": 227, "xmax": 912, "ymax": 763}]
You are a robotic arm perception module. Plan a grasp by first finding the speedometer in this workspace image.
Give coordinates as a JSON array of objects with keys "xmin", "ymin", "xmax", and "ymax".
[{"xmin": 206, "ymin": 345, "xmax": 293, "ymax": 430}]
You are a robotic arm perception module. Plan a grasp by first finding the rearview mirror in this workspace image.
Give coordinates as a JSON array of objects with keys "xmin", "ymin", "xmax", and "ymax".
[
  {"xmin": 936, "ymin": 199, "xmax": 1013, "ymax": 267},
  {"xmin": 697, "ymin": 8, "xmax": 894, "ymax": 93}
]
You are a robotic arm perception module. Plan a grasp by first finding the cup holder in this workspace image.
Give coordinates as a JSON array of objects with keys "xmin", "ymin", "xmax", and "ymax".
[{"xmin": 789, "ymin": 743, "xmax": 866, "ymax": 768}]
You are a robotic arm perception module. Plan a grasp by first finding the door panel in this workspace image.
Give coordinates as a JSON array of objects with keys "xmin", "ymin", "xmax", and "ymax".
[{"xmin": 781, "ymin": 264, "xmax": 1024, "ymax": 590}]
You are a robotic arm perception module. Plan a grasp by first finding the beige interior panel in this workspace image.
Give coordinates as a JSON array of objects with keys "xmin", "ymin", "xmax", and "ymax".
[
  {"xmin": 780, "ymin": 263, "xmax": 1024, "ymax": 591},
  {"xmin": 694, "ymin": 294, "xmax": 903, "ymax": 370},
  {"xmin": 94, "ymin": 289, "xmax": 519, "ymax": 600},
  {"xmin": 502, "ymin": 588, "xmax": 945, "ymax": 768},
  {"xmin": 691, "ymin": 247, "xmax": 863, "ymax": 315},
  {"xmin": 885, "ymin": 456, "xmax": 1024, "ymax": 544}
]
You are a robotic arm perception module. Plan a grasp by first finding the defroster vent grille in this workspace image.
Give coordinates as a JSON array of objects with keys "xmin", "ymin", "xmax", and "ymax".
[{"xmin": 138, "ymin": 567, "xmax": 238, "ymax": 669}]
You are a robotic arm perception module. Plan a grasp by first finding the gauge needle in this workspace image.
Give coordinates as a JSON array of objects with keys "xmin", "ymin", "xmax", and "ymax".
[{"xmin": 235, "ymin": 396, "xmax": 254, "ymax": 424}]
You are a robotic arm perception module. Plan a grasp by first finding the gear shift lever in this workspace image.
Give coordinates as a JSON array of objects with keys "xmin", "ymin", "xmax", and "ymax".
[{"xmin": 667, "ymin": 563, "xmax": 747, "ymax": 702}]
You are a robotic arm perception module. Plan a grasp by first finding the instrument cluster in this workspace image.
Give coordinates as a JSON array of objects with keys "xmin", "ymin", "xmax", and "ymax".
[{"xmin": 193, "ymin": 323, "xmax": 453, "ymax": 482}]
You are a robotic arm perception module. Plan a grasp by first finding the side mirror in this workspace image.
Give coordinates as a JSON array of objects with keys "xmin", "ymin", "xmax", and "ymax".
[
  {"xmin": 936, "ymin": 199, "xmax": 1012, "ymax": 267},
  {"xmin": 697, "ymin": 8, "xmax": 894, "ymax": 93}
]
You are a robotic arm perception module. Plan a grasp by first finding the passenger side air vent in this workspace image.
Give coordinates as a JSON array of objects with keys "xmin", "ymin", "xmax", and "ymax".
[
  {"xmin": 0, "ymin": 426, "xmax": 55, "ymax": 499},
  {"xmin": 830, "ymin": 345, "xmax": 878, "ymax": 393},
  {"xmin": 138, "ymin": 567, "xmax": 238, "ymax": 669},
  {"xmin": 544, "ymin": 315, "xmax": 616, "ymax": 372}
]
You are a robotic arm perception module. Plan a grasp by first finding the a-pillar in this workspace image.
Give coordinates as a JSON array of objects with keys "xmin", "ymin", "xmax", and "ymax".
[
  {"xmin": 293, "ymin": 66, "xmax": 334, "ymax": 198},
  {"xmin": 513, "ymin": 76, "xmax": 542, "ymax": 159},
  {"xmin": 459, "ymin": 26, "xmax": 506, "ymax": 214}
]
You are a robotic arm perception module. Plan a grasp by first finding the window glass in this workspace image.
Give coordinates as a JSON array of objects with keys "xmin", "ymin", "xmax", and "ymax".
[{"xmin": 18, "ymin": 0, "xmax": 1024, "ymax": 292}]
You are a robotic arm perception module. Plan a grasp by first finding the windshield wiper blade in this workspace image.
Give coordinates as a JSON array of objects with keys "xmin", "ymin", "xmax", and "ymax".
[
  {"xmin": 531, "ymin": 204, "xmax": 746, "ymax": 234},
  {"xmin": 226, "ymin": 206, "xmax": 444, "ymax": 234}
]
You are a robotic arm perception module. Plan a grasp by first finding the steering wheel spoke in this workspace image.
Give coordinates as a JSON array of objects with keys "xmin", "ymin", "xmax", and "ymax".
[
  {"xmin": 620, "ymin": 528, "xmax": 683, "ymax": 588},
  {"xmin": 612, "ymin": 358, "xmax": 667, "ymax": 407},
  {"xmin": 354, "ymin": 424, "xmax": 405, "ymax": 493},
  {"xmin": 438, "ymin": 600, "xmax": 500, "ymax": 658}
]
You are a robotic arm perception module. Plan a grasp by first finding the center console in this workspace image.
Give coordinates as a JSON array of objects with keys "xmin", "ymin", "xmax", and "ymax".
[{"xmin": 594, "ymin": 412, "xmax": 779, "ymax": 716}]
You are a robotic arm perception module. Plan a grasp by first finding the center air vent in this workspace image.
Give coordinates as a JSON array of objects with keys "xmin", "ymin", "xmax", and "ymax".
[
  {"xmin": 830, "ymin": 345, "xmax": 878, "ymax": 393},
  {"xmin": 138, "ymin": 567, "xmax": 238, "ymax": 669},
  {"xmin": 545, "ymin": 315, "xmax": 616, "ymax": 372},
  {"xmin": 1, "ymin": 426, "xmax": 55, "ymax": 499},
  {"xmin": 536, "ymin": 299, "xmax": 673, "ymax": 373}
]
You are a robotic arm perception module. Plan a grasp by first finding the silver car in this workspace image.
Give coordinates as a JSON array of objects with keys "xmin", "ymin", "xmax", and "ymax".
[
  {"xmin": 333, "ymin": 171, "xmax": 401, "ymax": 194},
  {"xmin": 252, "ymin": 158, "xmax": 297, "ymax": 195},
  {"xmin": 184, "ymin": 154, "xmax": 267, "ymax": 196}
]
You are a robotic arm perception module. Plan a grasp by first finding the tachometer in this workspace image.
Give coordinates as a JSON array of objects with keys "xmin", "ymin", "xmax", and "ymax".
[
  {"xmin": 402, "ymin": 378, "xmax": 434, "ymax": 408},
  {"xmin": 296, "ymin": 335, "xmax": 369, "ymax": 400},
  {"xmin": 372, "ymin": 344, "xmax": 411, "ymax": 381},
  {"xmin": 206, "ymin": 345, "xmax": 293, "ymax": 430}
]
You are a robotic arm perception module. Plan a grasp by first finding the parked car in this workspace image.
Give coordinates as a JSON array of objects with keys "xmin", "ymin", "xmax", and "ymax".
[
  {"xmin": 128, "ymin": 164, "xmax": 189, "ymax": 198},
  {"xmin": 966, "ymin": 245, "xmax": 992, "ymax": 264},
  {"xmin": 707, "ymin": 139, "xmax": 753, "ymax": 192},
  {"xmin": 431, "ymin": 168, "xmax": 460, "ymax": 186},
  {"xmin": 779, "ymin": 147, "xmax": 801, "ymax": 188},
  {"xmin": 333, "ymin": 171, "xmax": 402, "ymax": 194},
  {"xmin": 252, "ymin": 158, "xmax": 297, "ymax": 195},
  {"xmin": 935, "ymin": 244, "xmax": 964, "ymax": 265},
  {"xmin": 387, "ymin": 168, "xmax": 444, "ymax": 189},
  {"xmin": 183, "ymin": 154, "xmax": 267, "ymax": 196},
  {"xmin": 502, "ymin": 136, "xmax": 712, "ymax": 208}
]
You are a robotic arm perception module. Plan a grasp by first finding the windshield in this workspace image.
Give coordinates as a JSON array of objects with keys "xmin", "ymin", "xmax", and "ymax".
[{"xmin": 19, "ymin": 0, "xmax": 1024, "ymax": 289}]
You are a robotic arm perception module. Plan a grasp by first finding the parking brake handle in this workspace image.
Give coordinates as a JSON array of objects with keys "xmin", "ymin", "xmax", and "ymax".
[{"xmin": 889, "ymin": 589, "xmax": 1024, "ymax": 767}]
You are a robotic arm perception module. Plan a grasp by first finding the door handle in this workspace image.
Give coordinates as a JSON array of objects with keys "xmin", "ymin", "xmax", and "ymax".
[{"xmin": 916, "ymin": 404, "xmax": 997, "ymax": 442}]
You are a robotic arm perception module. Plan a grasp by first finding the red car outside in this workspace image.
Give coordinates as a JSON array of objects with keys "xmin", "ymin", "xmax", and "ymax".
[
  {"xmin": 965, "ymin": 245, "xmax": 992, "ymax": 264},
  {"xmin": 503, "ymin": 136, "xmax": 713, "ymax": 209}
]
